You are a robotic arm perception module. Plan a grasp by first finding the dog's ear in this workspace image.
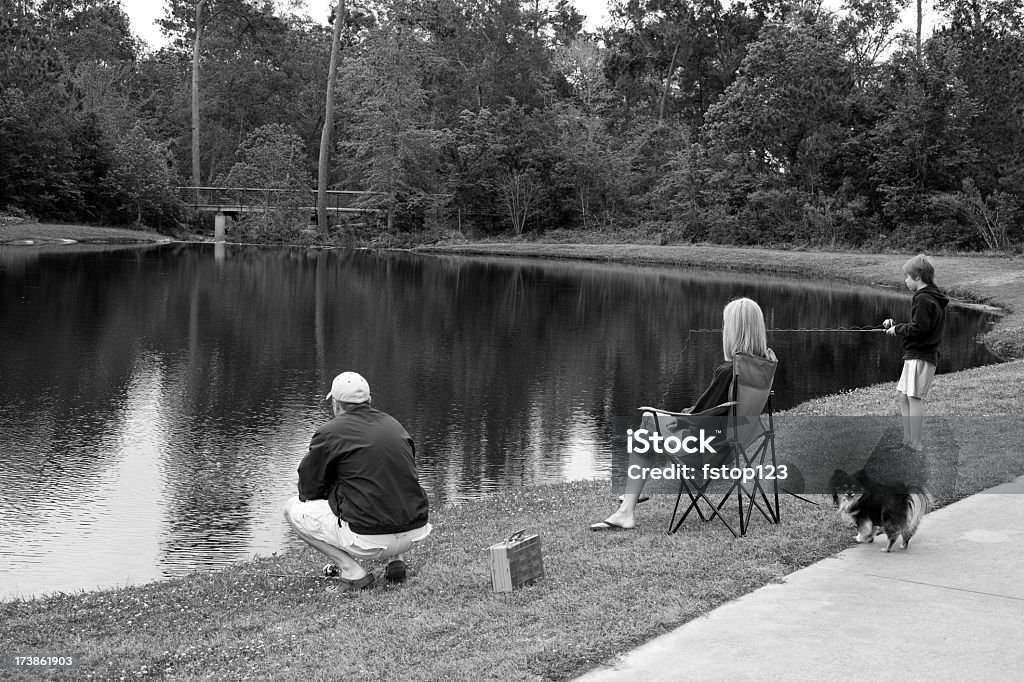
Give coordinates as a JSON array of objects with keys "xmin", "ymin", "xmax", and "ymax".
[
  {"xmin": 854, "ymin": 468, "xmax": 874, "ymax": 490},
  {"xmin": 828, "ymin": 469, "xmax": 846, "ymax": 505}
]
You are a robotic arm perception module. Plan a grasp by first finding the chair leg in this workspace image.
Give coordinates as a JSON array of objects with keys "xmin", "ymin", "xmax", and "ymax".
[
  {"xmin": 669, "ymin": 481, "xmax": 685, "ymax": 534},
  {"xmin": 669, "ymin": 479, "xmax": 704, "ymax": 534},
  {"xmin": 741, "ymin": 475, "xmax": 749, "ymax": 532},
  {"xmin": 670, "ymin": 478, "xmax": 740, "ymax": 538},
  {"xmin": 758, "ymin": 484, "xmax": 779, "ymax": 523},
  {"xmin": 742, "ymin": 482, "xmax": 772, "ymax": 530},
  {"xmin": 769, "ymin": 433, "xmax": 780, "ymax": 523},
  {"xmin": 736, "ymin": 437, "xmax": 782, "ymax": 528}
]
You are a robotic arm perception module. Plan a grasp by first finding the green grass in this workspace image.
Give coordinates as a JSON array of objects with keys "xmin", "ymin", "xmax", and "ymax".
[
  {"xmin": 785, "ymin": 359, "xmax": 1024, "ymax": 417},
  {"xmin": 0, "ymin": 222, "xmax": 168, "ymax": 244},
  {"xmin": 2, "ymin": 483, "xmax": 849, "ymax": 681}
]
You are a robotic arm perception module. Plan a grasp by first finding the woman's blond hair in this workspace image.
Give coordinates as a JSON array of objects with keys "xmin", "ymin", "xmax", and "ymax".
[{"xmin": 722, "ymin": 297, "xmax": 767, "ymax": 361}]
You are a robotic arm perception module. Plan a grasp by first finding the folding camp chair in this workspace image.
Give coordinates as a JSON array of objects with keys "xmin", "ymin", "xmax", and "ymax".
[{"xmin": 639, "ymin": 352, "xmax": 779, "ymax": 538}]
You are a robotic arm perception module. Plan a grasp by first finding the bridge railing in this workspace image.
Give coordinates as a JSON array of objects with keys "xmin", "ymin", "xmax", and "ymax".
[{"xmin": 177, "ymin": 187, "xmax": 386, "ymax": 213}]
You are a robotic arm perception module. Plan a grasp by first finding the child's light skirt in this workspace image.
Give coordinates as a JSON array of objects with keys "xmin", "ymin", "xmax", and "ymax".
[{"xmin": 897, "ymin": 359, "xmax": 936, "ymax": 398}]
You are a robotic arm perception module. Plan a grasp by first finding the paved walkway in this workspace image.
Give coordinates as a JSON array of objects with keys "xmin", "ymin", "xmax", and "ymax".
[{"xmin": 576, "ymin": 476, "xmax": 1024, "ymax": 681}]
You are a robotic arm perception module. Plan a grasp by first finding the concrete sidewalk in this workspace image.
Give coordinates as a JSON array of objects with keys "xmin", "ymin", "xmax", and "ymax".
[{"xmin": 577, "ymin": 476, "xmax": 1024, "ymax": 681}]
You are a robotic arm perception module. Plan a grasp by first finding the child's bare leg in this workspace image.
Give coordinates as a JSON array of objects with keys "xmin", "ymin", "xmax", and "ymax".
[
  {"xmin": 896, "ymin": 391, "xmax": 911, "ymax": 444},
  {"xmin": 907, "ymin": 396, "xmax": 924, "ymax": 451}
]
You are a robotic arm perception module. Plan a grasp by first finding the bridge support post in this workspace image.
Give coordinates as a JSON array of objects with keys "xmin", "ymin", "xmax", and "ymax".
[{"xmin": 214, "ymin": 211, "xmax": 226, "ymax": 243}]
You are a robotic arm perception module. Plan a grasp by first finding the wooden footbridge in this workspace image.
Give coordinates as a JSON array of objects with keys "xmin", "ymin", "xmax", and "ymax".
[
  {"xmin": 178, "ymin": 187, "xmax": 382, "ymax": 215},
  {"xmin": 177, "ymin": 186, "xmax": 383, "ymax": 240}
]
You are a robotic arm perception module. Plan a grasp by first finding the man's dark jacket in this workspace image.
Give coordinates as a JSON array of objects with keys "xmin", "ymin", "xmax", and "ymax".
[
  {"xmin": 297, "ymin": 403, "xmax": 429, "ymax": 535},
  {"xmin": 894, "ymin": 284, "xmax": 949, "ymax": 364}
]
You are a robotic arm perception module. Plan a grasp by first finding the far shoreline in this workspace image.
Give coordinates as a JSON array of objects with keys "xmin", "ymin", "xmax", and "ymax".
[
  {"xmin": 4, "ymin": 221, "xmax": 1021, "ymax": 358},
  {"xmin": 418, "ymin": 241, "xmax": 1024, "ymax": 360},
  {"xmin": 4, "ymin": 222, "xmax": 1021, "ymax": 357}
]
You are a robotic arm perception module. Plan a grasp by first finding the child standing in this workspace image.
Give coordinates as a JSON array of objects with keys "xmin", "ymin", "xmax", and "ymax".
[{"xmin": 884, "ymin": 255, "xmax": 949, "ymax": 452}]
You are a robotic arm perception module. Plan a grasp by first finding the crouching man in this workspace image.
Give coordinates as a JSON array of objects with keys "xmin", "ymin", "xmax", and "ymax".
[{"xmin": 284, "ymin": 371, "xmax": 431, "ymax": 590}]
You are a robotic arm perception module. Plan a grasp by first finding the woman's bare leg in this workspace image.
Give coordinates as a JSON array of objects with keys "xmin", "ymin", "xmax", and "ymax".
[{"xmin": 598, "ymin": 448, "xmax": 651, "ymax": 529}]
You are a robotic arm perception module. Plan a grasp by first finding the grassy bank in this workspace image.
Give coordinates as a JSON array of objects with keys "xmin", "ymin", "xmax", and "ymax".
[
  {"xmin": 2, "ymin": 484, "xmax": 851, "ymax": 681},
  {"xmin": 4, "ymin": 432, "xmax": 1022, "ymax": 681},
  {"xmin": 0, "ymin": 222, "xmax": 170, "ymax": 244},
  {"xmin": 4, "ymin": 232, "xmax": 1024, "ymax": 680}
]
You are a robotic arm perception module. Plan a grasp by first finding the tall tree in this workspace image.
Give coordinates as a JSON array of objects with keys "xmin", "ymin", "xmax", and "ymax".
[
  {"xmin": 917, "ymin": 0, "xmax": 923, "ymax": 59},
  {"xmin": 837, "ymin": 0, "xmax": 907, "ymax": 83},
  {"xmin": 338, "ymin": 10, "xmax": 443, "ymax": 230},
  {"xmin": 39, "ymin": 0, "xmax": 138, "ymax": 68},
  {"xmin": 868, "ymin": 40, "xmax": 981, "ymax": 226},
  {"xmin": 192, "ymin": 0, "xmax": 206, "ymax": 189},
  {"xmin": 551, "ymin": 36, "xmax": 611, "ymax": 114},
  {"xmin": 317, "ymin": 1, "xmax": 345, "ymax": 234},
  {"xmin": 602, "ymin": 0, "xmax": 771, "ymax": 128},
  {"xmin": 161, "ymin": 0, "xmax": 297, "ymax": 185},
  {"xmin": 702, "ymin": 16, "xmax": 852, "ymax": 192}
]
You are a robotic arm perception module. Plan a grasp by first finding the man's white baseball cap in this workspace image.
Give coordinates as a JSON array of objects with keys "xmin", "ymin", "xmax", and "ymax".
[{"xmin": 324, "ymin": 372, "xmax": 371, "ymax": 403}]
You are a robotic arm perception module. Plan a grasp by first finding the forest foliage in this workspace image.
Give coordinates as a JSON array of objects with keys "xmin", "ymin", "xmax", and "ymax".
[{"xmin": 1, "ymin": 0, "xmax": 1022, "ymax": 249}]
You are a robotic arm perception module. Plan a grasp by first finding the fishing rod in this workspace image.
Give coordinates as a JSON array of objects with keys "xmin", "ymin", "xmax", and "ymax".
[
  {"xmin": 657, "ymin": 322, "xmax": 894, "ymax": 405},
  {"xmin": 687, "ymin": 324, "xmax": 891, "ymax": 333}
]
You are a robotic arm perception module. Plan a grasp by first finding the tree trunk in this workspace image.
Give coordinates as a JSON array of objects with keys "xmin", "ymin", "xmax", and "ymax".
[
  {"xmin": 658, "ymin": 41, "xmax": 681, "ymax": 127},
  {"xmin": 191, "ymin": 0, "xmax": 206, "ymax": 194},
  {"xmin": 317, "ymin": 1, "xmax": 346, "ymax": 235},
  {"xmin": 916, "ymin": 0, "xmax": 922, "ymax": 61}
]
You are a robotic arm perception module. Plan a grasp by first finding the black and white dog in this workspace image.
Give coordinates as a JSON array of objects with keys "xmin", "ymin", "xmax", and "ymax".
[{"xmin": 829, "ymin": 469, "xmax": 933, "ymax": 552}]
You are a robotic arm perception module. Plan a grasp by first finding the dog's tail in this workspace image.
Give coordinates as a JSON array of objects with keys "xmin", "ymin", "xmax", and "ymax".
[{"xmin": 906, "ymin": 486, "xmax": 933, "ymax": 531}]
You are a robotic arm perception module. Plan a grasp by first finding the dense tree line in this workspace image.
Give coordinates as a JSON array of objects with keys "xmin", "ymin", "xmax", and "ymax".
[{"xmin": 1, "ymin": 0, "xmax": 1022, "ymax": 248}]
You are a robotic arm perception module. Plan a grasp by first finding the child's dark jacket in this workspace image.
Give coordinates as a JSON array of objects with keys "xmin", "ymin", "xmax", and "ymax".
[{"xmin": 895, "ymin": 285, "xmax": 948, "ymax": 364}]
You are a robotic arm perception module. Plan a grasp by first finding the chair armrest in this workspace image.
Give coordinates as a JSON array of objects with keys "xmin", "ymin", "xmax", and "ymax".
[
  {"xmin": 638, "ymin": 406, "xmax": 690, "ymax": 416},
  {"xmin": 690, "ymin": 401, "xmax": 737, "ymax": 417},
  {"xmin": 638, "ymin": 402, "xmax": 736, "ymax": 418}
]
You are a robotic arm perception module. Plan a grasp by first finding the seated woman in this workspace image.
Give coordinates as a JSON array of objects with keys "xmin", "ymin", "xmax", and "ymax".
[{"xmin": 591, "ymin": 297, "xmax": 777, "ymax": 531}]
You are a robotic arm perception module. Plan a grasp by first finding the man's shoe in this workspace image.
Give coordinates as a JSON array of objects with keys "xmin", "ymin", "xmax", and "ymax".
[
  {"xmin": 336, "ymin": 572, "xmax": 376, "ymax": 592},
  {"xmin": 385, "ymin": 559, "xmax": 407, "ymax": 584},
  {"xmin": 322, "ymin": 563, "xmax": 339, "ymax": 577}
]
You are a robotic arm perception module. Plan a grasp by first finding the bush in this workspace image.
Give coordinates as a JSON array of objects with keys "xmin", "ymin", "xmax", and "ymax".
[
  {"xmin": 741, "ymin": 189, "xmax": 806, "ymax": 244},
  {"xmin": 108, "ymin": 126, "xmax": 183, "ymax": 230},
  {"xmin": 929, "ymin": 179, "xmax": 1021, "ymax": 250}
]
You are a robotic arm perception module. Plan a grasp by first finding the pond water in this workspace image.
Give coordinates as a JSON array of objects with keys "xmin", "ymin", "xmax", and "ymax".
[{"xmin": 0, "ymin": 243, "xmax": 1000, "ymax": 599}]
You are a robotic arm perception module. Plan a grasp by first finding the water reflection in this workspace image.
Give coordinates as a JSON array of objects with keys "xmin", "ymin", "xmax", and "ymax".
[{"xmin": 0, "ymin": 243, "xmax": 1000, "ymax": 598}]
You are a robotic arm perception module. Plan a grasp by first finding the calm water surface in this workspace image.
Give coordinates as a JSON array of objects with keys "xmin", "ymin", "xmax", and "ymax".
[{"xmin": 0, "ymin": 243, "xmax": 999, "ymax": 599}]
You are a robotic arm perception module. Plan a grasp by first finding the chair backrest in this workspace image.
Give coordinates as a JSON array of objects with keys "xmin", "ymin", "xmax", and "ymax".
[{"xmin": 729, "ymin": 352, "xmax": 778, "ymax": 448}]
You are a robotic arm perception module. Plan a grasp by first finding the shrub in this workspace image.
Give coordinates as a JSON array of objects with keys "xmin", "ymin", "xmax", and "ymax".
[{"xmin": 929, "ymin": 178, "xmax": 1021, "ymax": 250}]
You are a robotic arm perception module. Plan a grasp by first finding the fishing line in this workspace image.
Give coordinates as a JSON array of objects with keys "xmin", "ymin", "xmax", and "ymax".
[
  {"xmin": 688, "ymin": 325, "xmax": 889, "ymax": 333},
  {"xmin": 650, "ymin": 324, "xmax": 888, "ymax": 503},
  {"xmin": 656, "ymin": 325, "xmax": 888, "ymax": 407}
]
